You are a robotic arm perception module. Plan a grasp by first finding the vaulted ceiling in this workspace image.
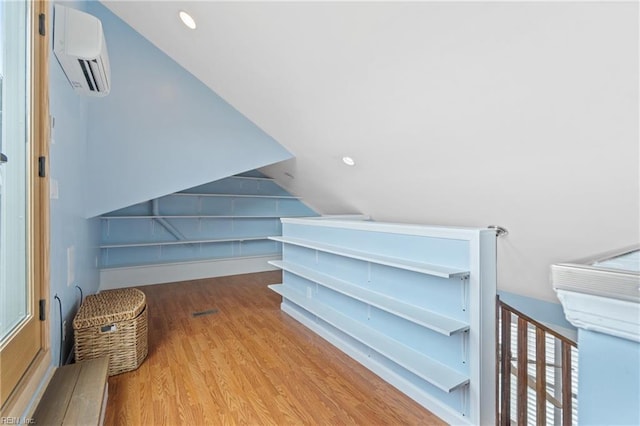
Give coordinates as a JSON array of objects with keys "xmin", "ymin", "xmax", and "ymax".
[{"xmin": 100, "ymin": 1, "xmax": 639, "ymax": 302}]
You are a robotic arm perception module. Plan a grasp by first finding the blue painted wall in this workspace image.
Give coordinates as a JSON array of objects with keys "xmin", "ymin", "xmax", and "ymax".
[
  {"xmin": 47, "ymin": 0, "xmax": 296, "ymax": 365},
  {"xmin": 578, "ymin": 330, "xmax": 640, "ymax": 425},
  {"xmin": 84, "ymin": 2, "xmax": 293, "ymax": 218},
  {"xmin": 49, "ymin": 0, "xmax": 100, "ymax": 366}
]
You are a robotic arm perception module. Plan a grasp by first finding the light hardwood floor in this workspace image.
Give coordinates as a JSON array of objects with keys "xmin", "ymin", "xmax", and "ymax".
[{"xmin": 104, "ymin": 271, "xmax": 445, "ymax": 425}]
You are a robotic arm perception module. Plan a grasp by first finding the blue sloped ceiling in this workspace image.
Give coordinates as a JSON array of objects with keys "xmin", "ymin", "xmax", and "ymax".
[{"xmin": 84, "ymin": 2, "xmax": 292, "ymax": 218}]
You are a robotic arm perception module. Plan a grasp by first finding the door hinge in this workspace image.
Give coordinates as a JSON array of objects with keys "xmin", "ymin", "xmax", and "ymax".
[
  {"xmin": 38, "ymin": 13, "xmax": 46, "ymax": 36},
  {"xmin": 39, "ymin": 299, "xmax": 46, "ymax": 321},
  {"xmin": 38, "ymin": 156, "xmax": 46, "ymax": 177}
]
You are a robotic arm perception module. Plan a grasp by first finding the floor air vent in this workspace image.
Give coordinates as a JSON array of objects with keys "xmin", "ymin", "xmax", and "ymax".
[{"xmin": 192, "ymin": 308, "xmax": 219, "ymax": 317}]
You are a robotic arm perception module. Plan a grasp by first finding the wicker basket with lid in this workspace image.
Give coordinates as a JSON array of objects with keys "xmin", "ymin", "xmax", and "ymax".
[{"xmin": 73, "ymin": 288, "xmax": 148, "ymax": 376}]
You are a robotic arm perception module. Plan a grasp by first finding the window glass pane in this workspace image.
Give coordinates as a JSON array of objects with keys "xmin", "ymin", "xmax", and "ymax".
[{"xmin": 0, "ymin": 0, "xmax": 30, "ymax": 342}]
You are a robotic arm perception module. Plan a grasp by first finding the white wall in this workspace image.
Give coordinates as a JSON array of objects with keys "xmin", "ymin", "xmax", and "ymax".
[
  {"xmin": 101, "ymin": 1, "xmax": 638, "ymax": 302},
  {"xmin": 258, "ymin": 2, "xmax": 639, "ymax": 302}
]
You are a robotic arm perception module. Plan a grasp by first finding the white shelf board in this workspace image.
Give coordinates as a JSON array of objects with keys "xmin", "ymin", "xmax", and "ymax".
[
  {"xmin": 269, "ymin": 260, "xmax": 469, "ymax": 335},
  {"xmin": 229, "ymin": 176, "xmax": 273, "ymax": 181},
  {"xmin": 100, "ymin": 236, "xmax": 271, "ymax": 249},
  {"xmin": 279, "ymin": 217, "xmax": 490, "ymax": 240},
  {"xmin": 172, "ymin": 193, "xmax": 300, "ymax": 199},
  {"xmin": 269, "ymin": 236, "xmax": 469, "ymax": 279},
  {"xmin": 101, "ymin": 215, "xmax": 304, "ymax": 220},
  {"xmin": 269, "ymin": 284, "xmax": 469, "ymax": 393},
  {"xmin": 100, "ymin": 253, "xmax": 281, "ymax": 270}
]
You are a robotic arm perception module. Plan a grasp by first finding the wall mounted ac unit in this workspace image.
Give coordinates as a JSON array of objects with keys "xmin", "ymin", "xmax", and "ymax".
[{"xmin": 53, "ymin": 4, "xmax": 111, "ymax": 97}]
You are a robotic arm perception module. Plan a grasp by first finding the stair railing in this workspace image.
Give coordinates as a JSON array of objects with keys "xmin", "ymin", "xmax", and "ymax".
[{"xmin": 497, "ymin": 297, "xmax": 578, "ymax": 426}]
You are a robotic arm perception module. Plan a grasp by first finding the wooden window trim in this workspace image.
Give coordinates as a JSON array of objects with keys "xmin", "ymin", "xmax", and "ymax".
[{"xmin": 0, "ymin": 0, "xmax": 51, "ymax": 417}]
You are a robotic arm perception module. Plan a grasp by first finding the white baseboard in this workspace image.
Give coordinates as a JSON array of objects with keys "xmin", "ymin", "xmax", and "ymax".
[{"xmin": 99, "ymin": 255, "xmax": 280, "ymax": 291}]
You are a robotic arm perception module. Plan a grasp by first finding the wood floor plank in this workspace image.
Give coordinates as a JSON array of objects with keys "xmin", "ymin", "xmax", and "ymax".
[{"xmin": 104, "ymin": 271, "xmax": 445, "ymax": 425}]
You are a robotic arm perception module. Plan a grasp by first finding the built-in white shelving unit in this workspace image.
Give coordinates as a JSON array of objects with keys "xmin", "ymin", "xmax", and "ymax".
[
  {"xmin": 98, "ymin": 173, "xmax": 316, "ymax": 287},
  {"xmin": 269, "ymin": 260, "xmax": 469, "ymax": 335},
  {"xmin": 270, "ymin": 283, "xmax": 469, "ymax": 392},
  {"xmin": 269, "ymin": 217, "xmax": 496, "ymax": 425}
]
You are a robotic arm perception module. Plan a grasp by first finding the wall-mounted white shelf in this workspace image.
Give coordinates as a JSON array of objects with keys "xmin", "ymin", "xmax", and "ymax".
[
  {"xmin": 173, "ymin": 193, "xmax": 300, "ymax": 199},
  {"xmin": 101, "ymin": 215, "xmax": 307, "ymax": 220},
  {"xmin": 269, "ymin": 260, "xmax": 469, "ymax": 336},
  {"xmin": 100, "ymin": 253, "xmax": 281, "ymax": 270},
  {"xmin": 228, "ymin": 176, "xmax": 273, "ymax": 181},
  {"xmin": 269, "ymin": 283, "xmax": 469, "ymax": 393},
  {"xmin": 100, "ymin": 236, "xmax": 270, "ymax": 249},
  {"xmin": 98, "ymin": 173, "xmax": 316, "ymax": 272},
  {"xmin": 270, "ymin": 236, "xmax": 469, "ymax": 279}
]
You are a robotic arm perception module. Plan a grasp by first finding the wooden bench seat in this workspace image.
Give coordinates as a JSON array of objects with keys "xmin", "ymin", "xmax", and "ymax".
[{"xmin": 33, "ymin": 358, "xmax": 108, "ymax": 425}]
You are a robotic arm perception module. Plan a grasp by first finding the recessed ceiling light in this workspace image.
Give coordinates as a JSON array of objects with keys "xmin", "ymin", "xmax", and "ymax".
[
  {"xmin": 179, "ymin": 11, "xmax": 196, "ymax": 30},
  {"xmin": 342, "ymin": 156, "xmax": 356, "ymax": 166}
]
